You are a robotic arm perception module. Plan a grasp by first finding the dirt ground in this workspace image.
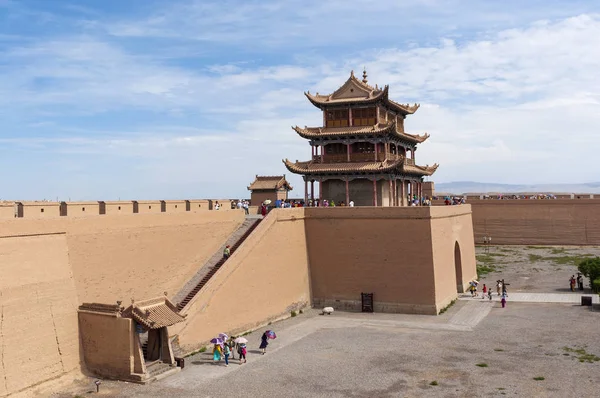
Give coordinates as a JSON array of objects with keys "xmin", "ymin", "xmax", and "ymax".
[{"xmin": 474, "ymin": 245, "xmax": 600, "ymax": 294}]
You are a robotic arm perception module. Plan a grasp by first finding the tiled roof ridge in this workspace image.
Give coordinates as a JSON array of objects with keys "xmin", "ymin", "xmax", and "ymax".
[
  {"xmin": 282, "ymin": 158, "xmax": 438, "ymax": 176},
  {"xmin": 292, "ymin": 121, "xmax": 429, "ymax": 143},
  {"xmin": 248, "ymin": 175, "xmax": 293, "ymax": 191}
]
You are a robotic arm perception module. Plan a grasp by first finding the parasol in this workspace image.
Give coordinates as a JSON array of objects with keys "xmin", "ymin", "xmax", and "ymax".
[
  {"xmin": 210, "ymin": 337, "xmax": 223, "ymax": 345},
  {"xmin": 218, "ymin": 333, "xmax": 229, "ymax": 341},
  {"xmin": 234, "ymin": 337, "xmax": 248, "ymax": 344},
  {"xmin": 263, "ymin": 200, "xmax": 272, "ymax": 205},
  {"xmin": 265, "ymin": 330, "xmax": 277, "ymax": 339}
]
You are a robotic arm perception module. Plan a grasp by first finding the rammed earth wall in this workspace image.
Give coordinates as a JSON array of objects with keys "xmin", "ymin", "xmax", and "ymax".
[{"xmin": 467, "ymin": 199, "xmax": 600, "ymax": 245}]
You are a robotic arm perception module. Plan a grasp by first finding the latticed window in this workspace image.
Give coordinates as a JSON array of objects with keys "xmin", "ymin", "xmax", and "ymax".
[
  {"xmin": 352, "ymin": 107, "xmax": 376, "ymax": 126},
  {"xmin": 325, "ymin": 109, "xmax": 349, "ymax": 127},
  {"xmin": 324, "ymin": 143, "xmax": 346, "ymax": 154},
  {"xmin": 352, "ymin": 142, "xmax": 375, "ymax": 153}
]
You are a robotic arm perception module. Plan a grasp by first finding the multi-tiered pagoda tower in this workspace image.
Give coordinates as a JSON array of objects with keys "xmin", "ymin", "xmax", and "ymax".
[{"xmin": 283, "ymin": 70, "xmax": 438, "ymax": 206}]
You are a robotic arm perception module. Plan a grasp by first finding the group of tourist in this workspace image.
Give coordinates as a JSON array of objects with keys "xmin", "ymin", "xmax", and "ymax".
[
  {"xmin": 480, "ymin": 194, "xmax": 558, "ymax": 200},
  {"xmin": 212, "ymin": 331, "xmax": 275, "ymax": 367},
  {"xmin": 234, "ymin": 200, "xmax": 250, "ymax": 214},
  {"xmin": 569, "ymin": 273, "xmax": 584, "ymax": 291},
  {"xmin": 468, "ymin": 280, "xmax": 509, "ymax": 307}
]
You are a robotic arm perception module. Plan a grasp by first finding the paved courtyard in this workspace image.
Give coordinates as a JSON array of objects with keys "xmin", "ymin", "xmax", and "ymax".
[{"xmin": 56, "ymin": 245, "xmax": 600, "ymax": 398}]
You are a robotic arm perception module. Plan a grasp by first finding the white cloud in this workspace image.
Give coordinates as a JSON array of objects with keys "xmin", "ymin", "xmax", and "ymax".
[{"xmin": 2, "ymin": 2, "xmax": 600, "ymax": 199}]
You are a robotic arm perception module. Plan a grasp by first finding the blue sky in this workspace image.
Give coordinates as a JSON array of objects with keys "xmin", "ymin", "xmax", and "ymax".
[{"xmin": 1, "ymin": 0, "xmax": 600, "ymax": 200}]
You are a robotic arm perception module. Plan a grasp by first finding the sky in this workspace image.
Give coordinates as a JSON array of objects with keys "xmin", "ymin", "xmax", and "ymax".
[{"xmin": 1, "ymin": 0, "xmax": 600, "ymax": 200}]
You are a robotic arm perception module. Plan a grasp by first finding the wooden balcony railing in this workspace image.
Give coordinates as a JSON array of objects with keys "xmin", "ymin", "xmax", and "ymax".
[{"xmin": 311, "ymin": 153, "xmax": 414, "ymax": 164}]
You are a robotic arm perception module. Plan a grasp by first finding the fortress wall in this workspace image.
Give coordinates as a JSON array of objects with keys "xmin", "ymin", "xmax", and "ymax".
[
  {"xmin": 304, "ymin": 207, "xmax": 439, "ymax": 314},
  {"xmin": 21, "ymin": 202, "xmax": 61, "ymax": 219},
  {"xmin": 188, "ymin": 200, "xmax": 210, "ymax": 211},
  {"xmin": 65, "ymin": 202, "xmax": 101, "ymax": 217},
  {"xmin": 429, "ymin": 205, "xmax": 477, "ymax": 308},
  {"xmin": 66, "ymin": 212, "xmax": 245, "ymax": 304},
  {"xmin": 0, "ymin": 204, "xmax": 15, "ymax": 219},
  {"xmin": 163, "ymin": 200, "xmax": 187, "ymax": 213},
  {"xmin": 104, "ymin": 201, "xmax": 135, "ymax": 215},
  {"xmin": 0, "ymin": 234, "xmax": 81, "ymax": 397},
  {"xmin": 174, "ymin": 208, "xmax": 310, "ymax": 353},
  {"xmin": 135, "ymin": 200, "xmax": 163, "ymax": 214},
  {"xmin": 470, "ymin": 200, "xmax": 600, "ymax": 245},
  {"xmin": 0, "ymin": 211, "xmax": 245, "ymax": 305}
]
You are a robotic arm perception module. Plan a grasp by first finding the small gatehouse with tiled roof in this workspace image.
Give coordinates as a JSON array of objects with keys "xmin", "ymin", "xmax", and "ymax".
[
  {"xmin": 78, "ymin": 295, "xmax": 186, "ymax": 383},
  {"xmin": 283, "ymin": 70, "xmax": 438, "ymax": 206},
  {"xmin": 247, "ymin": 175, "xmax": 293, "ymax": 206}
]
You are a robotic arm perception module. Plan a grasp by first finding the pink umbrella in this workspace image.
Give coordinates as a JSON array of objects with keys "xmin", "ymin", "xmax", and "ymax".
[{"xmin": 265, "ymin": 330, "xmax": 277, "ymax": 339}]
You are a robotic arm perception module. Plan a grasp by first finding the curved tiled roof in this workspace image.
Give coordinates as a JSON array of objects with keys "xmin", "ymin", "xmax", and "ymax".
[
  {"xmin": 304, "ymin": 72, "xmax": 419, "ymax": 115},
  {"xmin": 121, "ymin": 297, "xmax": 186, "ymax": 329},
  {"xmin": 292, "ymin": 121, "xmax": 429, "ymax": 144},
  {"xmin": 247, "ymin": 175, "xmax": 293, "ymax": 191},
  {"xmin": 282, "ymin": 158, "xmax": 438, "ymax": 177}
]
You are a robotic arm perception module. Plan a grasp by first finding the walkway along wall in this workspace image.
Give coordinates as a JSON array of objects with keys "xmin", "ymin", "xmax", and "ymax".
[{"xmin": 172, "ymin": 208, "xmax": 311, "ymax": 353}]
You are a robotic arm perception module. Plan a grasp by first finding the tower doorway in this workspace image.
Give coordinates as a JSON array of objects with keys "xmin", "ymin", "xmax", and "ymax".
[{"xmin": 454, "ymin": 241, "xmax": 463, "ymax": 293}]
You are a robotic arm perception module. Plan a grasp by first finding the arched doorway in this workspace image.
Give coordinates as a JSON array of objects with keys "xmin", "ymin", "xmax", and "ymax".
[{"xmin": 454, "ymin": 241, "xmax": 463, "ymax": 293}]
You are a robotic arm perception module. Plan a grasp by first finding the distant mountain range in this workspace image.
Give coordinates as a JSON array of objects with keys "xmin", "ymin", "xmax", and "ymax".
[{"xmin": 434, "ymin": 181, "xmax": 600, "ymax": 195}]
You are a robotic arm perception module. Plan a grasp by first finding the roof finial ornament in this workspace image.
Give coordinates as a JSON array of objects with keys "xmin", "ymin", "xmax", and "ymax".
[
  {"xmin": 350, "ymin": 70, "xmax": 355, "ymax": 77},
  {"xmin": 362, "ymin": 68, "xmax": 368, "ymax": 84}
]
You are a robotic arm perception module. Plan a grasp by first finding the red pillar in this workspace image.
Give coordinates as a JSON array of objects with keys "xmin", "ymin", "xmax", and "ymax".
[
  {"xmin": 373, "ymin": 179, "xmax": 378, "ymax": 206},
  {"xmin": 349, "ymin": 108, "xmax": 353, "ymax": 126},
  {"xmin": 310, "ymin": 180, "xmax": 314, "ymax": 202},
  {"xmin": 304, "ymin": 179, "xmax": 308, "ymax": 204},
  {"xmin": 345, "ymin": 180, "xmax": 350, "ymax": 205},
  {"xmin": 319, "ymin": 181, "xmax": 322, "ymax": 202},
  {"xmin": 374, "ymin": 142, "xmax": 378, "ymax": 161},
  {"xmin": 347, "ymin": 143, "xmax": 351, "ymax": 162},
  {"xmin": 320, "ymin": 146, "xmax": 324, "ymax": 163},
  {"xmin": 388, "ymin": 179, "xmax": 393, "ymax": 207},
  {"xmin": 400, "ymin": 179, "xmax": 405, "ymax": 206}
]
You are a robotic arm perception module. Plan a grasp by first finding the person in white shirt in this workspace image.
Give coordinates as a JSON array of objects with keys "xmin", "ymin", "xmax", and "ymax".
[
  {"xmin": 349, "ymin": 200, "xmax": 354, "ymax": 207},
  {"xmin": 236, "ymin": 200, "xmax": 243, "ymax": 209}
]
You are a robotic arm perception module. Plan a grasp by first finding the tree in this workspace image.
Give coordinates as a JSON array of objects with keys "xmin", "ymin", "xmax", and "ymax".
[{"xmin": 578, "ymin": 257, "xmax": 600, "ymax": 289}]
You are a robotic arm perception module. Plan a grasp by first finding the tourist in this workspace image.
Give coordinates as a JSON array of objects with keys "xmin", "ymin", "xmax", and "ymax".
[
  {"xmin": 496, "ymin": 280, "xmax": 502, "ymax": 296},
  {"xmin": 349, "ymin": 200, "xmax": 354, "ymax": 207},
  {"xmin": 223, "ymin": 245, "xmax": 231, "ymax": 259},
  {"xmin": 214, "ymin": 201, "xmax": 220, "ymax": 210},
  {"xmin": 239, "ymin": 343, "xmax": 247, "ymax": 364},
  {"xmin": 236, "ymin": 200, "xmax": 243, "ymax": 210},
  {"xmin": 223, "ymin": 342, "xmax": 231, "ymax": 367},
  {"xmin": 259, "ymin": 331, "xmax": 269, "ymax": 355},
  {"xmin": 243, "ymin": 201, "xmax": 249, "ymax": 215},
  {"xmin": 213, "ymin": 344, "xmax": 222, "ymax": 363},
  {"xmin": 482, "ymin": 284, "xmax": 487, "ymax": 299},
  {"xmin": 501, "ymin": 293, "xmax": 507, "ymax": 308},
  {"xmin": 229, "ymin": 340, "xmax": 236, "ymax": 360},
  {"xmin": 469, "ymin": 283, "xmax": 476, "ymax": 297},
  {"xmin": 569, "ymin": 275, "xmax": 576, "ymax": 292},
  {"xmin": 261, "ymin": 204, "xmax": 267, "ymax": 217},
  {"xmin": 487, "ymin": 288, "xmax": 492, "ymax": 301},
  {"xmin": 577, "ymin": 273, "xmax": 584, "ymax": 291}
]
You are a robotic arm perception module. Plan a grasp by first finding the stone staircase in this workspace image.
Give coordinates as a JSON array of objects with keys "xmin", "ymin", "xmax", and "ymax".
[
  {"xmin": 130, "ymin": 361, "xmax": 180, "ymax": 384},
  {"xmin": 173, "ymin": 216, "xmax": 263, "ymax": 311}
]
